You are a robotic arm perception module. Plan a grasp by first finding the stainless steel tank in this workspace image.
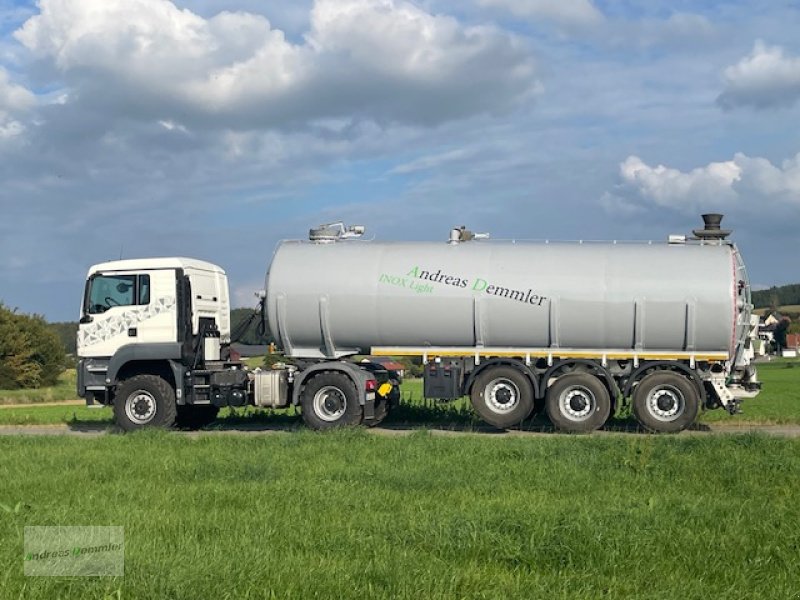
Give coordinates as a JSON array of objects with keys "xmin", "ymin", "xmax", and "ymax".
[{"xmin": 265, "ymin": 236, "xmax": 746, "ymax": 360}]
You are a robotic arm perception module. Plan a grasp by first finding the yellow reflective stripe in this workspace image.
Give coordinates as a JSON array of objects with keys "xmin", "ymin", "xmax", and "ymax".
[{"xmin": 370, "ymin": 347, "xmax": 728, "ymax": 362}]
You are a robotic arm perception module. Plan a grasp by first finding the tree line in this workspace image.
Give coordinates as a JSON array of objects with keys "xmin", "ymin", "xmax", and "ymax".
[
  {"xmin": 0, "ymin": 304, "xmax": 65, "ymax": 389},
  {"xmin": 752, "ymin": 283, "xmax": 800, "ymax": 309}
]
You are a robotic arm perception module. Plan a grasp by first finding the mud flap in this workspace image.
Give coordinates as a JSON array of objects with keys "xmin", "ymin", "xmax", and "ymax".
[{"xmin": 363, "ymin": 393, "xmax": 376, "ymax": 422}]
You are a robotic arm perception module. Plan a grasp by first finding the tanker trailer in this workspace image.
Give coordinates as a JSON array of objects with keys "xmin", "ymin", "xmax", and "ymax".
[{"xmin": 265, "ymin": 215, "xmax": 761, "ymax": 433}]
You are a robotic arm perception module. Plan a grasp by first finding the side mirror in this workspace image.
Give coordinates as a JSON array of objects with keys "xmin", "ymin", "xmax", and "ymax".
[{"xmin": 80, "ymin": 315, "xmax": 93, "ymax": 324}]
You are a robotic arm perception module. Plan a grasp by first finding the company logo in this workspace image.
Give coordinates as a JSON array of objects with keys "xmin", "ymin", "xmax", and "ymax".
[{"xmin": 378, "ymin": 266, "xmax": 548, "ymax": 307}]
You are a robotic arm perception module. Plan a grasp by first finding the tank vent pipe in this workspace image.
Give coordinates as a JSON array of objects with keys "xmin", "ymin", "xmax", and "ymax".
[{"xmin": 692, "ymin": 213, "xmax": 731, "ymax": 240}]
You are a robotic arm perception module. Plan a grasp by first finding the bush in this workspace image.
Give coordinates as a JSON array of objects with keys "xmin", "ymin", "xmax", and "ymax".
[
  {"xmin": 0, "ymin": 304, "xmax": 66, "ymax": 389},
  {"xmin": 262, "ymin": 351, "xmax": 285, "ymax": 369}
]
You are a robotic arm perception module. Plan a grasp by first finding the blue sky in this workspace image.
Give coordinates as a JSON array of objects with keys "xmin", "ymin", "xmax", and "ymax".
[{"xmin": 1, "ymin": 0, "xmax": 799, "ymax": 321}]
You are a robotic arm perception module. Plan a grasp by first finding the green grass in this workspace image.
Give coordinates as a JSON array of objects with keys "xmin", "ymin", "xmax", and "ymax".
[
  {"xmin": 0, "ymin": 404, "xmax": 111, "ymax": 426},
  {"xmin": 700, "ymin": 359, "xmax": 800, "ymax": 425},
  {"xmin": 0, "ymin": 370, "xmax": 78, "ymax": 405},
  {"xmin": 0, "ymin": 431, "xmax": 798, "ymax": 598},
  {"xmin": 754, "ymin": 304, "xmax": 800, "ymax": 315}
]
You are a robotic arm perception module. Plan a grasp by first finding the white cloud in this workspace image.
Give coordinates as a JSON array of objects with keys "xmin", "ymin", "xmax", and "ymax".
[
  {"xmin": 0, "ymin": 66, "xmax": 33, "ymax": 138},
  {"xmin": 477, "ymin": 0, "xmax": 603, "ymax": 27},
  {"xmin": 0, "ymin": 66, "xmax": 33, "ymax": 112},
  {"xmin": 718, "ymin": 41, "xmax": 800, "ymax": 109},
  {"xmin": 14, "ymin": 0, "xmax": 537, "ymax": 128},
  {"xmin": 603, "ymin": 152, "xmax": 800, "ymax": 213}
]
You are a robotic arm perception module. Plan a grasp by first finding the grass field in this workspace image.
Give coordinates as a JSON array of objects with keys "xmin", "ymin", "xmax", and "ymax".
[
  {"xmin": 1, "ymin": 362, "xmax": 799, "ymax": 598},
  {"xmin": 1, "ymin": 431, "xmax": 799, "ymax": 598},
  {"xmin": 0, "ymin": 370, "xmax": 77, "ymax": 405},
  {"xmin": 754, "ymin": 304, "xmax": 800, "ymax": 315},
  {"xmin": 1, "ymin": 359, "xmax": 798, "ymax": 429}
]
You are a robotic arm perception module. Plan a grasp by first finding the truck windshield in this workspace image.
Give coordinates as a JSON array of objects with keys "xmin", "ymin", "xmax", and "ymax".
[{"xmin": 86, "ymin": 274, "xmax": 149, "ymax": 314}]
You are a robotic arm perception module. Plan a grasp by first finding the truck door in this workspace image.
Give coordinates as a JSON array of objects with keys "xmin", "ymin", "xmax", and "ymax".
[{"xmin": 78, "ymin": 269, "xmax": 178, "ymax": 358}]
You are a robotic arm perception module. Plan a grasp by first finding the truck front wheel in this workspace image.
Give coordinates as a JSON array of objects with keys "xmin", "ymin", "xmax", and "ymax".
[
  {"xmin": 114, "ymin": 375, "xmax": 177, "ymax": 431},
  {"xmin": 301, "ymin": 372, "xmax": 363, "ymax": 430}
]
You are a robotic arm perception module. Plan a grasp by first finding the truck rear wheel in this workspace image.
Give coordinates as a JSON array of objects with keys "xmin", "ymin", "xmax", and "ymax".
[
  {"xmin": 632, "ymin": 371, "xmax": 699, "ymax": 433},
  {"xmin": 470, "ymin": 366, "xmax": 534, "ymax": 429},
  {"xmin": 114, "ymin": 375, "xmax": 177, "ymax": 431},
  {"xmin": 301, "ymin": 372, "xmax": 363, "ymax": 430},
  {"xmin": 546, "ymin": 373, "xmax": 610, "ymax": 433}
]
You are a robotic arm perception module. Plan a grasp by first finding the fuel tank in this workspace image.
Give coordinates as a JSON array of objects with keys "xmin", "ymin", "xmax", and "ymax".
[{"xmin": 265, "ymin": 230, "xmax": 747, "ymax": 360}]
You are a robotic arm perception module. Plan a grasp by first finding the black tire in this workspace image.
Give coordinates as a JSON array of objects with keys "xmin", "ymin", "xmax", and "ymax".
[
  {"xmin": 632, "ymin": 371, "xmax": 700, "ymax": 433},
  {"xmin": 114, "ymin": 375, "xmax": 177, "ymax": 431},
  {"xmin": 301, "ymin": 372, "xmax": 363, "ymax": 430},
  {"xmin": 545, "ymin": 373, "xmax": 611, "ymax": 433},
  {"xmin": 176, "ymin": 405, "xmax": 220, "ymax": 430},
  {"xmin": 470, "ymin": 366, "xmax": 535, "ymax": 429}
]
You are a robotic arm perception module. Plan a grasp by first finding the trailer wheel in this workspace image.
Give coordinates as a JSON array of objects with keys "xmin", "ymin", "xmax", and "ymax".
[
  {"xmin": 471, "ymin": 366, "xmax": 534, "ymax": 429},
  {"xmin": 176, "ymin": 405, "xmax": 220, "ymax": 430},
  {"xmin": 632, "ymin": 372, "xmax": 699, "ymax": 433},
  {"xmin": 546, "ymin": 373, "xmax": 610, "ymax": 433},
  {"xmin": 301, "ymin": 372, "xmax": 363, "ymax": 430},
  {"xmin": 114, "ymin": 375, "xmax": 177, "ymax": 431}
]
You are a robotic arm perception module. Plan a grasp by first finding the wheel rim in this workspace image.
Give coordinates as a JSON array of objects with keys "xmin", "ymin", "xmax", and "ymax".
[
  {"xmin": 484, "ymin": 378, "xmax": 520, "ymax": 414},
  {"xmin": 313, "ymin": 386, "xmax": 347, "ymax": 422},
  {"xmin": 125, "ymin": 390, "xmax": 157, "ymax": 425},
  {"xmin": 646, "ymin": 385, "xmax": 685, "ymax": 422},
  {"xmin": 558, "ymin": 385, "xmax": 595, "ymax": 422}
]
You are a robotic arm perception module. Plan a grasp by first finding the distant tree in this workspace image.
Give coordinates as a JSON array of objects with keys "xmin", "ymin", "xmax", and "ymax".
[
  {"xmin": 0, "ymin": 304, "xmax": 65, "ymax": 389},
  {"xmin": 769, "ymin": 292, "xmax": 780, "ymax": 313},
  {"xmin": 49, "ymin": 321, "xmax": 78, "ymax": 355},
  {"xmin": 774, "ymin": 317, "xmax": 791, "ymax": 353}
]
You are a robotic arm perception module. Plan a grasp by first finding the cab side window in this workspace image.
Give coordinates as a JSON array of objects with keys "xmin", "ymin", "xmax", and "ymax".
[
  {"xmin": 139, "ymin": 275, "xmax": 151, "ymax": 305},
  {"xmin": 87, "ymin": 274, "xmax": 151, "ymax": 314}
]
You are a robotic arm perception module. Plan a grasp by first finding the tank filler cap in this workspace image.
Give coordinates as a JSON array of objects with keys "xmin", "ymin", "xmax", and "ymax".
[
  {"xmin": 309, "ymin": 222, "xmax": 366, "ymax": 243},
  {"xmin": 449, "ymin": 226, "xmax": 490, "ymax": 244},
  {"xmin": 692, "ymin": 213, "xmax": 731, "ymax": 240}
]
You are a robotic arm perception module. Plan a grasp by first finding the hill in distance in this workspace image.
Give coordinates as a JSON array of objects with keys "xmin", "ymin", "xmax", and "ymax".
[{"xmin": 752, "ymin": 283, "xmax": 800, "ymax": 310}]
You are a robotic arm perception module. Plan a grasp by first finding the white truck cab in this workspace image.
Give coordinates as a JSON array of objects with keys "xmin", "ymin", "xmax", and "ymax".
[
  {"xmin": 78, "ymin": 257, "xmax": 230, "ymax": 359},
  {"xmin": 77, "ymin": 258, "xmax": 239, "ymax": 429}
]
